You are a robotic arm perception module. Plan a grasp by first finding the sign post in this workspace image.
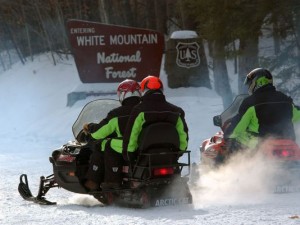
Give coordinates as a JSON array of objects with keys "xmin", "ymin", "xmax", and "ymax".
[{"xmin": 164, "ymin": 30, "xmax": 211, "ymax": 89}]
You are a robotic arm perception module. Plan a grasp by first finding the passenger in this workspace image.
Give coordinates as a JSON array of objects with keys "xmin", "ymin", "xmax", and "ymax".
[{"xmin": 122, "ymin": 75, "xmax": 189, "ymax": 163}]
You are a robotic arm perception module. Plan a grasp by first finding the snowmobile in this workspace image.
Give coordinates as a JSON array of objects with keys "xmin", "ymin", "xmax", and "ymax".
[
  {"xmin": 199, "ymin": 94, "xmax": 300, "ymax": 193},
  {"xmin": 18, "ymin": 99, "xmax": 193, "ymax": 208},
  {"xmin": 200, "ymin": 94, "xmax": 247, "ymax": 166}
]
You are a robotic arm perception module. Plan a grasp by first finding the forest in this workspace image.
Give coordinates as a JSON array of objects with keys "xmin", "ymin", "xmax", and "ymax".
[{"xmin": 0, "ymin": 0, "xmax": 299, "ymax": 106}]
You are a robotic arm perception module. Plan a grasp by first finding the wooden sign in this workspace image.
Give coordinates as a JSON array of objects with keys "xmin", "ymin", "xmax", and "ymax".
[{"xmin": 67, "ymin": 20, "xmax": 164, "ymax": 83}]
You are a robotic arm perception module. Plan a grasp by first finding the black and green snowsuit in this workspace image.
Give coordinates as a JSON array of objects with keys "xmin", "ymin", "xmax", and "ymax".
[
  {"xmin": 229, "ymin": 85, "xmax": 300, "ymax": 148},
  {"xmin": 85, "ymin": 97, "xmax": 140, "ymax": 184},
  {"xmin": 122, "ymin": 90, "xmax": 189, "ymax": 161}
]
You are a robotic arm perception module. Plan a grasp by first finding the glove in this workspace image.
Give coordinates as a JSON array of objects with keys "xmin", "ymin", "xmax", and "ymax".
[
  {"xmin": 83, "ymin": 123, "xmax": 90, "ymax": 134},
  {"xmin": 123, "ymin": 151, "xmax": 136, "ymax": 163},
  {"xmin": 226, "ymin": 138, "xmax": 245, "ymax": 153}
]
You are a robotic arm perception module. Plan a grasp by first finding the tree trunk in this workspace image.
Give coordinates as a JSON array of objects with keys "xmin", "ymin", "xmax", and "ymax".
[
  {"xmin": 154, "ymin": 0, "xmax": 167, "ymax": 34},
  {"xmin": 145, "ymin": 1, "xmax": 155, "ymax": 30},
  {"xmin": 98, "ymin": 0, "xmax": 108, "ymax": 23},
  {"xmin": 0, "ymin": 38, "xmax": 6, "ymax": 70},
  {"xmin": 55, "ymin": 0, "xmax": 69, "ymax": 57},
  {"xmin": 293, "ymin": 3, "xmax": 300, "ymax": 71},
  {"xmin": 4, "ymin": 21, "xmax": 25, "ymax": 64},
  {"xmin": 212, "ymin": 41, "xmax": 233, "ymax": 109},
  {"xmin": 198, "ymin": 38, "xmax": 211, "ymax": 89},
  {"xmin": 34, "ymin": 2, "xmax": 56, "ymax": 65},
  {"xmin": 22, "ymin": 3, "xmax": 33, "ymax": 61},
  {"xmin": 273, "ymin": 19, "xmax": 281, "ymax": 56},
  {"xmin": 121, "ymin": 0, "xmax": 134, "ymax": 26},
  {"xmin": 238, "ymin": 37, "xmax": 259, "ymax": 94}
]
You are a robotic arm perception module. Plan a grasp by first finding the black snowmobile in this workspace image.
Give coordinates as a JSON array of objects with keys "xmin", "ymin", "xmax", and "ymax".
[{"xmin": 18, "ymin": 99, "xmax": 193, "ymax": 208}]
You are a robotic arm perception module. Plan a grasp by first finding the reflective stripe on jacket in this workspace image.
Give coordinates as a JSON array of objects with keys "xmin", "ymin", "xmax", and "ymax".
[
  {"xmin": 89, "ymin": 97, "xmax": 140, "ymax": 153},
  {"xmin": 230, "ymin": 85, "xmax": 300, "ymax": 148},
  {"xmin": 123, "ymin": 91, "xmax": 189, "ymax": 160}
]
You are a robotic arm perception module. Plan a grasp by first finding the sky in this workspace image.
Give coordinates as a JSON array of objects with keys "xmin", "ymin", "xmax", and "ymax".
[{"xmin": 0, "ymin": 53, "xmax": 300, "ymax": 225}]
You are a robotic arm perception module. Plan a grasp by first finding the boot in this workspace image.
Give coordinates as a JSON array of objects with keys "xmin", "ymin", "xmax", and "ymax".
[
  {"xmin": 84, "ymin": 180, "xmax": 99, "ymax": 191},
  {"xmin": 101, "ymin": 182, "xmax": 121, "ymax": 190}
]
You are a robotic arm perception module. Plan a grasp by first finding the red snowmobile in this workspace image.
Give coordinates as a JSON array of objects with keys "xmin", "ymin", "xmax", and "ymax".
[
  {"xmin": 200, "ymin": 94, "xmax": 300, "ymax": 192},
  {"xmin": 18, "ymin": 99, "xmax": 192, "ymax": 207},
  {"xmin": 200, "ymin": 95, "xmax": 247, "ymax": 166}
]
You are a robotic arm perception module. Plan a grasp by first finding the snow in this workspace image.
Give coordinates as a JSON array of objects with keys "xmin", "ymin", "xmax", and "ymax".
[
  {"xmin": 1, "ymin": 53, "xmax": 300, "ymax": 225},
  {"xmin": 170, "ymin": 30, "xmax": 199, "ymax": 39}
]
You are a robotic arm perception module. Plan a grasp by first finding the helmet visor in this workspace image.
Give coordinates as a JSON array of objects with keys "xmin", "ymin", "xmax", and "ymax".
[
  {"xmin": 244, "ymin": 76, "xmax": 251, "ymax": 86},
  {"xmin": 244, "ymin": 72, "xmax": 255, "ymax": 86}
]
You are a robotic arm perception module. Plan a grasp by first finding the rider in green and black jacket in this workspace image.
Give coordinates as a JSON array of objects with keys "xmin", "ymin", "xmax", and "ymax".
[
  {"xmin": 84, "ymin": 79, "xmax": 141, "ymax": 191},
  {"xmin": 122, "ymin": 75, "xmax": 189, "ymax": 162},
  {"xmin": 228, "ymin": 68, "xmax": 300, "ymax": 149}
]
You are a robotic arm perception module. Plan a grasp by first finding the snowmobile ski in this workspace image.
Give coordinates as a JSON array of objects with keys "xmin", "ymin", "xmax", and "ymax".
[{"xmin": 18, "ymin": 174, "xmax": 57, "ymax": 205}]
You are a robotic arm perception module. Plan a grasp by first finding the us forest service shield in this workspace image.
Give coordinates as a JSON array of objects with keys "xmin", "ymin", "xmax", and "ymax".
[{"xmin": 176, "ymin": 42, "xmax": 200, "ymax": 68}]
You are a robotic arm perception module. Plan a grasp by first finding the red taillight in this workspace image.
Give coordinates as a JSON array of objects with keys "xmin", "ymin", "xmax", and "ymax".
[
  {"xmin": 153, "ymin": 167, "xmax": 174, "ymax": 176},
  {"xmin": 273, "ymin": 149, "xmax": 295, "ymax": 157}
]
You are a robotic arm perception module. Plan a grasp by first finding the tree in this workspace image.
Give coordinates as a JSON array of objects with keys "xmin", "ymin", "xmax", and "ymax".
[
  {"xmin": 180, "ymin": 0, "xmax": 233, "ymax": 108},
  {"xmin": 0, "ymin": 0, "xmax": 299, "ymax": 105}
]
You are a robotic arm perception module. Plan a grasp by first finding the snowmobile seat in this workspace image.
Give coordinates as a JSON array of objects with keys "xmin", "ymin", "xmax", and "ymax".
[{"xmin": 131, "ymin": 122, "xmax": 181, "ymax": 180}]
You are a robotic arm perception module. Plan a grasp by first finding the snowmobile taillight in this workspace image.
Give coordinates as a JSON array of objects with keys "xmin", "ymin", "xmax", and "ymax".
[
  {"xmin": 153, "ymin": 167, "xmax": 174, "ymax": 176},
  {"xmin": 273, "ymin": 149, "xmax": 295, "ymax": 158}
]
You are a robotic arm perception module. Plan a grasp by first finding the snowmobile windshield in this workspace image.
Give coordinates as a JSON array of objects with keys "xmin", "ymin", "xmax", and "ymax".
[
  {"xmin": 220, "ymin": 94, "xmax": 248, "ymax": 127},
  {"xmin": 72, "ymin": 99, "xmax": 120, "ymax": 140}
]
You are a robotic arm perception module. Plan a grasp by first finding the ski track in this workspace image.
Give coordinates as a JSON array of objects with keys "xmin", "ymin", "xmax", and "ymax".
[{"xmin": 1, "ymin": 147, "xmax": 300, "ymax": 225}]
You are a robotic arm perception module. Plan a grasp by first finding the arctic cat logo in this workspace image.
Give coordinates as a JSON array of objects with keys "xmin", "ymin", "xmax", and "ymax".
[
  {"xmin": 155, "ymin": 197, "xmax": 189, "ymax": 207},
  {"xmin": 274, "ymin": 185, "xmax": 300, "ymax": 193}
]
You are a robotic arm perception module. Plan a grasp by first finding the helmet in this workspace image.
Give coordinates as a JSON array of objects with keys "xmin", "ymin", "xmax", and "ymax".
[
  {"xmin": 244, "ymin": 68, "xmax": 273, "ymax": 95},
  {"xmin": 117, "ymin": 79, "xmax": 141, "ymax": 102},
  {"xmin": 140, "ymin": 75, "xmax": 163, "ymax": 95}
]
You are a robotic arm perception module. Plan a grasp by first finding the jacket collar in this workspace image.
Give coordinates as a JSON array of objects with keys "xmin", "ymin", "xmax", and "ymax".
[
  {"xmin": 122, "ymin": 96, "xmax": 140, "ymax": 106},
  {"xmin": 141, "ymin": 90, "xmax": 166, "ymax": 102},
  {"xmin": 253, "ymin": 84, "xmax": 276, "ymax": 95}
]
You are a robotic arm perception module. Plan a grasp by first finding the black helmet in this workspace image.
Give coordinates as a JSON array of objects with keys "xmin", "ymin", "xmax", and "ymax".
[{"xmin": 244, "ymin": 68, "xmax": 273, "ymax": 95}]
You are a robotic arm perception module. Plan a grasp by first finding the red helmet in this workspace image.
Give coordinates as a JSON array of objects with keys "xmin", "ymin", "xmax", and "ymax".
[
  {"xmin": 117, "ymin": 79, "xmax": 141, "ymax": 102},
  {"xmin": 140, "ymin": 75, "xmax": 163, "ymax": 94}
]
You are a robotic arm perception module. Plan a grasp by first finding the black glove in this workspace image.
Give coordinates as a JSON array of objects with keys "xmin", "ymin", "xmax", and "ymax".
[
  {"xmin": 123, "ymin": 151, "xmax": 137, "ymax": 163},
  {"xmin": 77, "ymin": 130, "xmax": 91, "ymax": 143},
  {"xmin": 226, "ymin": 138, "xmax": 245, "ymax": 153},
  {"xmin": 83, "ymin": 123, "xmax": 90, "ymax": 134}
]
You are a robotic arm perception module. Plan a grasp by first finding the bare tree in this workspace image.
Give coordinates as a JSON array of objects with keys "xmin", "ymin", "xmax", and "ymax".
[
  {"xmin": 21, "ymin": 3, "xmax": 33, "ymax": 61},
  {"xmin": 34, "ymin": 1, "xmax": 56, "ymax": 65}
]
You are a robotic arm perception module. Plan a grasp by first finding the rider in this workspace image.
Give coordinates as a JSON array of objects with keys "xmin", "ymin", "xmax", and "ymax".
[
  {"xmin": 84, "ymin": 79, "xmax": 141, "ymax": 191},
  {"xmin": 228, "ymin": 68, "xmax": 300, "ymax": 150},
  {"xmin": 122, "ymin": 75, "xmax": 189, "ymax": 162}
]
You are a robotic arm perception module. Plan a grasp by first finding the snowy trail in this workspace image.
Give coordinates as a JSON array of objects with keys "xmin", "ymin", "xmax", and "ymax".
[{"xmin": 1, "ymin": 54, "xmax": 300, "ymax": 224}]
